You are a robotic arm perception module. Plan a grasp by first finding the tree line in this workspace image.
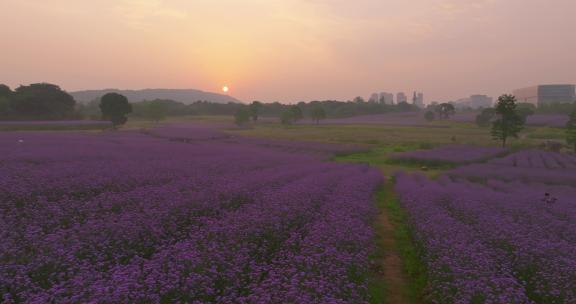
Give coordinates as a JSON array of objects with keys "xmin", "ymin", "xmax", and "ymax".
[
  {"xmin": 0, "ymin": 83, "xmax": 77, "ymax": 120},
  {"xmin": 477, "ymin": 94, "xmax": 576, "ymax": 152}
]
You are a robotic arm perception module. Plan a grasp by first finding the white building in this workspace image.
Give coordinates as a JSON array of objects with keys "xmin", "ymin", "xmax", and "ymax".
[
  {"xmin": 412, "ymin": 92, "xmax": 425, "ymax": 108},
  {"xmin": 513, "ymin": 84, "xmax": 575, "ymax": 106},
  {"xmin": 368, "ymin": 93, "xmax": 380, "ymax": 103},
  {"xmin": 454, "ymin": 95, "xmax": 493, "ymax": 109},
  {"xmin": 396, "ymin": 92, "xmax": 407, "ymax": 104},
  {"xmin": 379, "ymin": 92, "xmax": 394, "ymax": 104}
]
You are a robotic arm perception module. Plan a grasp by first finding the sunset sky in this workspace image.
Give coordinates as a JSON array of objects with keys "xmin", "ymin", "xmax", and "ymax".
[{"xmin": 1, "ymin": 0, "xmax": 575, "ymax": 103}]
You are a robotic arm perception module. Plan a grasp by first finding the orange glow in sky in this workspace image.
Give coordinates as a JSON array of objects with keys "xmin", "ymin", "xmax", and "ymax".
[{"xmin": 1, "ymin": 0, "xmax": 575, "ymax": 103}]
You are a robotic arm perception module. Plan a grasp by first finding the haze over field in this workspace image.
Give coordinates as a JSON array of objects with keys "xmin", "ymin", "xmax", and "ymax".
[
  {"xmin": 71, "ymin": 89, "xmax": 241, "ymax": 104},
  {"xmin": 1, "ymin": 0, "xmax": 576, "ymax": 102}
]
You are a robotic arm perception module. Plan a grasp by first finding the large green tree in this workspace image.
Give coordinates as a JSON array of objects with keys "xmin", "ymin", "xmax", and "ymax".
[
  {"xmin": 424, "ymin": 110, "xmax": 435, "ymax": 122},
  {"xmin": 491, "ymin": 94, "xmax": 525, "ymax": 148},
  {"xmin": 435, "ymin": 103, "xmax": 456, "ymax": 120},
  {"xmin": 0, "ymin": 84, "xmax": 12, "ymax": 118},
  {"xmin": 280, "ymin": 105, "xmax": 304, "ymax": 125},
  {"xmin": 310, "ymin": 106, "xmax": 326, "ymax": 124},
  {"xmin": 99, "ymin": 93, "xmax": 132, "ymax": 128},
  {"xmin": 566, "ymin": 110, "xmax": 576, "ymax": 153},
  {"xmin": 249, "ymin": 101, "xmax": 263, "ymax": 122},
  {"xmin": 9, "ymin": 83, "xmax": 76, "ymax": 120},
  {"xmin": 138, "ymin": 100, "xmax": 169, "ymax": 123},
  {"xmin": 475, "ymin": 108, "xmax": 496, "ymax": 127},
  {"xmin": 234, "ymin": 107, "xmax": 251, "ymax": 126},
  {"xmin": 0, "ymin": 84, "xmax": 12, "ymax": 98}
]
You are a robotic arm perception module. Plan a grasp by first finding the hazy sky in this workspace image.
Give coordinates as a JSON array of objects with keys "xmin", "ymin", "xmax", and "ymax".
[{"xmin": 1, "ymin": 0, "xmax": 575, "ymax": 103}]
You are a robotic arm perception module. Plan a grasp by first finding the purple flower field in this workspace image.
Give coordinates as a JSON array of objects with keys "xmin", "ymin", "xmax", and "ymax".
[
  {"xmin": 396, "ymin": 173, "xmax": 576, "ymax": 303},
  {"xmin": 0, "ymin": 121, "xmax": 111, "ymax": 126},
  {"xmin": 453, "ymin": 113, "xmax": 569, "ymax": 128},
  {"xmin": 0, "ymin": 131, "xmax": 383, "ymax": 303},
  {"xmin": 389, "ymin": 144, "xmax": 507, "ymax": 164},
  {"xmin": 448, "ymin": 150, "xmax": 576, "ymax": 185}
]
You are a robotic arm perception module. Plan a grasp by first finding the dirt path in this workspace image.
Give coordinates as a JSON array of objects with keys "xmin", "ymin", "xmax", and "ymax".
[{"xmin": 376, "ymin": 187, "xmax": 413, "ymax": 304}]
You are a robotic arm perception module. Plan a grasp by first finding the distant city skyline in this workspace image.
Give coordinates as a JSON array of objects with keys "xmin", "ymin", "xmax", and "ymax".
[{"xmin": 1, "ymin": 0, "xmax": 576, "ymax": 103}]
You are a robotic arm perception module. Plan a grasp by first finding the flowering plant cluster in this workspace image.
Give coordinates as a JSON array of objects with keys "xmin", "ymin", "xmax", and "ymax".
[
  {"xmin": 395, "ymin": 172, "xmax": 576, "ymax": 303},
  {"xmin": 448, "ymin": 150, "xmax": 576, "ymax": 185},
  {"xmin": 389, "ymin": 144, "xmax": 507, "ymax": 164},
  {"xmin": 0, "ymin": 131, "xmax": 382, "ymax": 303}
]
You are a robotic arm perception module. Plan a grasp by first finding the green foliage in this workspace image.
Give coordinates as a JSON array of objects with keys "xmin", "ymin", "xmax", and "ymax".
[
  {"xmin": 280, "ymin": 105, "xmax": 304, "ymax": 125},
  {"xmin": 310, "ymin": 106, "xmax": 327, "ymax": 124},
  {"xmin": 516, "ymin": 103, "xmax": 535, "ymax": 120},
  {"xmin": 248, "ymin": 101, "xmax": 263, "ymax": 122},
  {"xmin": 134, "ymin": 100, "xmax": 171, "ymax": 122},
  {"xmin": 475, "ymin": 108, "xmax": 496, "ymax": 127},
  {"xmin": 435, "ymin": 103, "xmax": 455, "ymax": 120},
  {"xmin": 536, "ymin": 101, "xmax": 576, "ymax": 114},
  {"xmin": 566, "ymin": 110, "xmax": 576, "ymax": 153},
  {"xmin": 4, "ymin": 83, "xmax": 76, "ymax": 120},
  {"xmin": 0, "ymin": 84, "xmax": 12, "ymax": 98},
  {"xmin": 424, "ymin": 111, "xmax": 435, "ymax": 122},
  {"xmin": 0, "ymin": 97, "xmax": 11, "ymax": 118},
  {"xmin": 99, "ymin": 93, "xmax": 132, "ymax": 128},
  {"xmin": 234, "ymin": 107, "xmax": 251, "ymax": 126},
  {"xmin": 353, "ymin": 96, "xmax": 366, "ymax": 103},
  {"xmin": 491, "ymin": 94, "xmax": 525, "ymax": 148}
]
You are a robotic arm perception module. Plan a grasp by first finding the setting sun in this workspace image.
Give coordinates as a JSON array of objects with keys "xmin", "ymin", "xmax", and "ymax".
[{"xmin": 222, "ymin": 86, "xmax": 229, "ymax": 93}]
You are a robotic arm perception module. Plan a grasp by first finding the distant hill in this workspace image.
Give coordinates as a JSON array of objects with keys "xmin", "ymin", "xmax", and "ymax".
[{"xmin": 70, "ymin": 89, "xmax": 242, "ymax": 104}]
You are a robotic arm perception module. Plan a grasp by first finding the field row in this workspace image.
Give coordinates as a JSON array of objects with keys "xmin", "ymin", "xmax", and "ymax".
[
  {"xmin": 396, "ymin": 173, "xmax": 576, "ymax": 303},
  {"xmin": 0, "ymin": 131, "xmax": 382, "ymax": 303}
]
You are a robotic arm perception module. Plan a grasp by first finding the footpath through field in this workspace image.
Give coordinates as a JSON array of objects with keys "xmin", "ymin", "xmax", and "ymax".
[{"xmin": 374, "ymin": 184, "xmax": 414, "ymax": 304}]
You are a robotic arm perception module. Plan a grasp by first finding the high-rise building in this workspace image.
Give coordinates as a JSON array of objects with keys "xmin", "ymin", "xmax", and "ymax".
[
  {"xmin": 396, "ymin": 92, "xmax": 407, "ymax": 104},
  {"xmin": 454, "ymin": 95, "xmax": 493, "ymax": 109},
  {"xmin": 412, "ymin": 92, "xmax": 424, "ymax": 108},
  {"xmin": 379, "ymin": 92, "xmax": 394, "ymax": 104},
  {"xmin": 513, "ymin": 84, "xmax": 575, "ymax": 106},
  {"xmin": 368, "ymin": 93, "xmax": 380, "ymax": 103}
]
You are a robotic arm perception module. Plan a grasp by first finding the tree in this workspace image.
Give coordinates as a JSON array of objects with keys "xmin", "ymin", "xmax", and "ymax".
[
  {"xmin": 289, "ymin": 105, "xmax": 303, "ymax": 122},
  {"xmin": 491, "ymin": 94, "xmax": 524, "ymax": 148},
  {"xmin": 0, "ymin": 97, "xmax": 10, "ymax": 118},
  {"xmin": 310, "ymin": 106, "xmax": 326, "ymax": 124},
  {"xmin": 10, "ymin": 83, "xmax": 76, "ymax": 120},
  {"xmin": 475, "ymin": 108, "xmax": 496, "ymax": 127},
  {"xmin": 424, "ymin": 111, "xmax": 435, "ymax": 121},
  {"xmin": 249, "ymin": 101, "xmax": 263, "ymax": 122},
  {"xmin": 144, "ymin": 100, "xmax": 169, "ymax": 122},
  {"xmin": 0, "ymin": 84, "xmax": 12, "ymax": 98},
  {"xmin": 516, "ymin": 103, "xmax": 535, "ymax": 121},
  {"xmin": 353, "ymin": 96, "xmax": 365, "ymax": 103},
  {"xmin": 396, "ymin": 101, "xmax": 413, "ymax": 112},
  {"xmin": 234, "ymin": 107, "xmax": 251, "ymax": 126},
  {"xmin": 566, "ymin": 110, "xmax": 576, "ymax": 153},
  {"xmin": 280, "ymin": 109, "xmax": 295, "ymax": 125},
  {"xmin": 436, "ymin": 103, "xmax": 455, "ymax": 120},
  {"xmin": 280, "ymin": 106, "xmax": 303, "ymax": 125},
  {"xmin": 99, "ymin": 93, "xmax": 132, "ymax": 128}
]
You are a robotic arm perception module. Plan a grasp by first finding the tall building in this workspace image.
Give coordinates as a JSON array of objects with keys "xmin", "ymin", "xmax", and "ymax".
[
  {"xmin": 412, "ymin": 92, "xmax": 424, "ymax": 108},
  {"xmin": 513, "ymin": 84, "xmax": 575, "ymax": 106},
  {"xmin": 454, "ymin": 95, "xmax": 493, "ymax": 109},
  {"xmin": 379, "ymin": 92, "xmax": 394, "ymax": 104},
  {"xmin": 368, "ymin": 93, "xmax": 380, "ymax": 103},
  {"xmin": 396, "ymin": 92, "xmax": 407, "ymax": 104}
]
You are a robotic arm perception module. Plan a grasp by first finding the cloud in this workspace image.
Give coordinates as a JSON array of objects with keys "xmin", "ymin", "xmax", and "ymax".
[
  {"xmin": 435, "ymin": 0, "xmax": 497, "ymax": 15},
  {"xmin": 114, "ymin": 0, "xmax": 188, "ymax": 30}
]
